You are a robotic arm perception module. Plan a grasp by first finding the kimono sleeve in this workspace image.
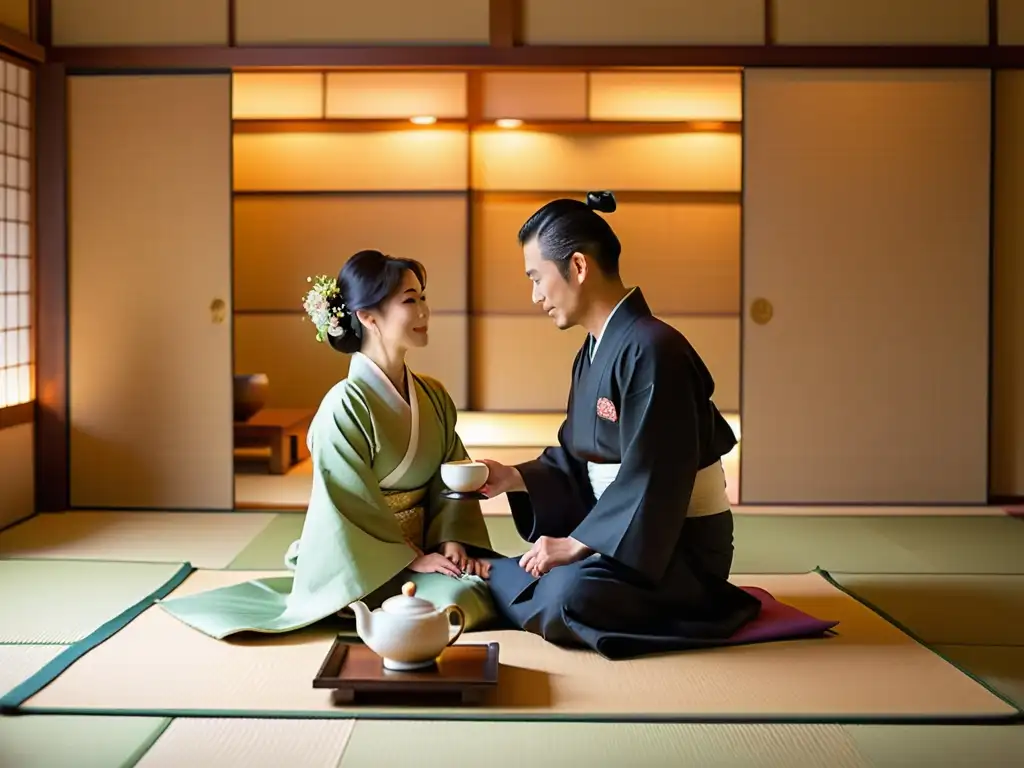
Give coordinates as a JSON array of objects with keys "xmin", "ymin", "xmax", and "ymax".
[
  {"xmin": 507, "ymin": 348, "xmax": 592, "ymax": 541},
  {"xmin": 288, "ymin": 383, "xmax": 415, "ymax": 607},
  {"xmin": 420, "ymin": 378, "xmax": 493, "ymax": 555},
  {"xmin": 569, "ymin": 341, "xmax": 701, "ymax": 585}
]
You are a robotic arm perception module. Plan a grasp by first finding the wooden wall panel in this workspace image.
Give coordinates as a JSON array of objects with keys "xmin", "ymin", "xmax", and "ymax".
[
  {"xmin": 664, "ymin": 316, "xmax": 739, "ymax": 412},
  {"xmin": 234, "ymin": 131, "xmax": 469, "ymax": 192},
  {"xmin": 589, "ymin": 72, "xmax": 743, "ymax": 122},
  {"xmin": 68, "ymin": 74, "xmax": 233, "ymax": 510},
  {"xmin": 236, "ymin": 313, "xmax": 468, "ymax": 409},
  {"xmin": 325, "ymin": 73, "xmax": 467, "ymax": 119},
  {"xmin": 471, "ymin": 316, "xmax": 738, "ymax": 411},
  {"xmin": 0, "ymin": 0, "xmax": 30, "ymax": 36},
  {"xmin": 234, "ymin": 193, "xmax": 468, "ymax": 312},
  {"xmin": 742, "ymin": 69, "xmax": 990, "ymax": 504},
  {"xmin": 481, "ymin": 73, "xmax": 588, "ymax": 121},
  {"xmin": 522, "ymin": 0, "xmax": 764, "ymax": 45},
  {"xmin": 236, "ymin": 0, "xmax": 489, "ymax": 45},
  {"xmin": 1000, "ymin": 0, "xmax": 1024, "ymax": 45},
  {"xmin": 992, "ymin": 71, "xmax": 1024, "ymax": 498},
  {"xmin": 232, "ymin": 73, "xmax": 324, "ymax": 120},
  {"xmin": 0, "ymin": 421, "xmax": 32, "ymax": 529},
  {"xmin": 471, "ymin": 317, "xmax": 585, "ymax": 411},
  {"xmin": 52, "ymin": 0, "xmax": 229, "ymax": 45},
  {"xmin": 471, "ymin": 132, "xmax": 741, "ymax": 192},
  {"xmin": 774, "ymin": 0, "xmax": 988, "ymax": 45},
  {"xmin": 473, "ymin": 195, "xmax": 740, "ymax": 315}
]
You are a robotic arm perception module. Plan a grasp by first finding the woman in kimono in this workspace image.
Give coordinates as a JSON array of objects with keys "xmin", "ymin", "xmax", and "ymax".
[{"xmin": 158, "ymin": 250, "xmax": 498, "ymax": 639}]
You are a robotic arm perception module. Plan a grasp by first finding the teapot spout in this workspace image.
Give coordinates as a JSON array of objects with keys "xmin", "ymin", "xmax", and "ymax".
[{"xmin": 348, "ymin": 600, "xmax": 373, "ymax": 643}]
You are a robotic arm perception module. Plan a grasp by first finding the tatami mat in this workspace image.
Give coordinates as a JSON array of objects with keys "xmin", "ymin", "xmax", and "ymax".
[
  {"xmin": 0, "ymin": 715, "xmax": 169, "ymax": 768},
  {"xmin": 851, "ymin": 515, "xmax": 1024, "ymax": 572},
  {"xmin": 135, "ymin": 718, "xmax": 356, "ymax": 768},
  {"xmin": 226, "ymin": 512, "xmax": 1024, "ymax": 576},
  {"xmin": 831, "ymin": 574, "xmax": 1024, "ymax": 645},
  {"xmin": 228, "ymin": 513, "xmax": 529, "ymax": 570},
  {"xmin": 934, "ymin": 645, "xmax": 1024, "ymax": 706},
  {"xmin": 0, "ymin": 559, "xmax": 188, "ymax": 644},
  {"xmin": 14, "ymin": 569, "xmax": 1017, "ymax": 722},
  {"xmin": 844, "ymin": 724, "xmax": 1024, "ymax": 767},
  {"xmin": 732, "ymin": 515, "xmax": 1024, "ymax": 574},
  {"xmin": 226, "ymin": 514, "xmax": 303, "ymax": 570},
  {"xmin": 0, "ymin": 645, "xmax": 65, "ymax": 697},
  {"xmin": 339, "ymin": 721, "xmax": 870, "ymax": 768},
  {"xmin": 0, "ymin": 511, "xmax": 276, "ymax": 569}
]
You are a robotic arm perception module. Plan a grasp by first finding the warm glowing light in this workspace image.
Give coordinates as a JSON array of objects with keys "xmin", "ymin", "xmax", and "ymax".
[
  {"xmin": 495, "ymin": 118, "xmax": 523, "ymax": 129},
  {"xmin": 410, "ymin": 116, "xmax": 437, "ymax": 125},
  {"xmin": 690, "ymin": 121, "xmax": 726, "ymax": 132}
]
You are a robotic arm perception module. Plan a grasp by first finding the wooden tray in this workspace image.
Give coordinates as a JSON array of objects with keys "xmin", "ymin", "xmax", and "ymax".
[{"xmin": 313, "ymin": 640, "xmax": 499, "ymax": 706}]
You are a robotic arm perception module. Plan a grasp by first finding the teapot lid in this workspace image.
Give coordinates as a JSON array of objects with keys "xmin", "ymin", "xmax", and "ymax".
[{"xmin": 380, "ymin": 582, "xmax": 438, "ymax": 617}]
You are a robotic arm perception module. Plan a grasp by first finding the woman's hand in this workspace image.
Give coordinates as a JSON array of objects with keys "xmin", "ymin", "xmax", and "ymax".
[
  {"xmin": 440, "ymin": 541, "xmax": 468, "ymax": 570},
  {"xmin": 477, "ymin": 459, "xmax": 526, "ymax": 497},
  {"xmin": 408, "ymin": 552, "xmax": 463, "ymax": 578},
  {"xmin": 439, "ymin": 541, "xmax": 492, "ymax": 580}
]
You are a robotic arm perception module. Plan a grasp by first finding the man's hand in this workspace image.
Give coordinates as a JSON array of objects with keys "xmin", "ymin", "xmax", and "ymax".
[
  {"xmin": 477, "ymin": 459, "xmax": 526, "ymax": 497},
  {"xmin": 519, "ymin": 536, "xmax": 591, "ymax": 578}
]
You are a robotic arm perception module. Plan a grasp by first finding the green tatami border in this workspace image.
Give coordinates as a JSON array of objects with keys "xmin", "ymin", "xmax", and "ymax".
[
  {"xmin": 813, "ymin": 567, "xmax": 1023, "ymax": 721},
  {"xmin": 0, "ymin": 562, "xmax": 196, "ymax": 713},
  {"xmin": 8, "ymin": 568, "xmax": 1022, "ymax": 725}
]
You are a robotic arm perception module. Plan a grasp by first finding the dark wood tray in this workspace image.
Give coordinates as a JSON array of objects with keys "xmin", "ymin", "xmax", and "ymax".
[{"xmin": 313, "ymin": 640, "xmax": 499, "ymax": 706}]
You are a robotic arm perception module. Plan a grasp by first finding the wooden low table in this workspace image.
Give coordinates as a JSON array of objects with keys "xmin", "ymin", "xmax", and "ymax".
[{"xmin": 234, "ymin": 408, "xmax": 315, "ymax": 474}]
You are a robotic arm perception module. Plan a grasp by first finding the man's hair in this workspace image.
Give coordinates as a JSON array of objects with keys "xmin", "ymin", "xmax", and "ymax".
[{"xmin": 517, "ymin": 191, "xmax": 620, "ymax": 278}]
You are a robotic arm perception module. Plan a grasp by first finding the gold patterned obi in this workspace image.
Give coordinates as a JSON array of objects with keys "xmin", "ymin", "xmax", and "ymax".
[{"xmin": 382, "ymin": 487, "xmax": 428, "ymax": 548}]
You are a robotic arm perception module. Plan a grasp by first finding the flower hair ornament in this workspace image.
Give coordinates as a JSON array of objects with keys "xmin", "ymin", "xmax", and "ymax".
[{"xmin": 302, "ymin": 274, "xmax": 350, "ymax": 343}]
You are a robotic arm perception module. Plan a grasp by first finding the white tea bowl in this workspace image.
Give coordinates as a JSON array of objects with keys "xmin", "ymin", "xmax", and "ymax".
[{"xmin": 440, "ymin": 460, "xmax": 489, "ymax": 493}]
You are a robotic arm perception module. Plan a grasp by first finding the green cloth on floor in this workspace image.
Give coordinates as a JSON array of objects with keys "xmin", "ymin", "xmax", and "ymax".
[
  {"xmin": 157, "ymin": 568, "xmax": 496, "ymax": 640},
  {"xmin": 0, "ymin": 560, "xmax": 189, "ymax": 644},
  {"xmin": 0, "ymin": 715, "xmax": 169, "ymax": 768},
  {"xmin": 829, "ymin": 574, "xmax": 1024, "ymax": 645}
]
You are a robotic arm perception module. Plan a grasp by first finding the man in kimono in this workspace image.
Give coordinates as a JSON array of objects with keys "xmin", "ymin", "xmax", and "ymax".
[{"xmin": 480, "ymin": 191, "xmax": 762, "ymax": 660}]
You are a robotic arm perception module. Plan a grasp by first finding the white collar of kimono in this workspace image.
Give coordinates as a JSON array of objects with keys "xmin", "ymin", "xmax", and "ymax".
[
  {"xmin": 349, "ymin": 352, "xmax": 419, "ymax": 488},
  {"xmin": 589, "ymin": 286, "xmax": 637, "ymax": 362}
]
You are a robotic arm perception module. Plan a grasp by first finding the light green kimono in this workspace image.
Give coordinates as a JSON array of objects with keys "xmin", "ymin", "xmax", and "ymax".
[{"xmin": 158, "ymin": 352, "xmax": 497, "ymax": 639}]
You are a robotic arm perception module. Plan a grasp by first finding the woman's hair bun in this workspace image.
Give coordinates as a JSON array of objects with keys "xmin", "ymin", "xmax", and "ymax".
[{"xmin": 586, "ymin": 191, "xmax": 617, "ymax": 214}]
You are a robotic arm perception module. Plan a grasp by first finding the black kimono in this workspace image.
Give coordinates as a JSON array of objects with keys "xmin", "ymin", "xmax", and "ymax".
[{"xmin": 487, "ymin": 289, "xmax": 762, "ymax": 660}]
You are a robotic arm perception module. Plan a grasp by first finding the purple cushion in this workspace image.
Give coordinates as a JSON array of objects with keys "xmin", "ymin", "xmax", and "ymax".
[{"xmin": 727, "ymin": 587, "xmax": 839, "ymax": 645}]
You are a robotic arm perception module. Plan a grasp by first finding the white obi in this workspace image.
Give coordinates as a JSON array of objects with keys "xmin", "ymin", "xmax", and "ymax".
[{"xmin": 587, "ymin": 459, "xmax": 730, "ymax": 517}]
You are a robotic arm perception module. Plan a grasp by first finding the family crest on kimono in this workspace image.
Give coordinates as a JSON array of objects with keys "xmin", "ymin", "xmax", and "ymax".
[
  {"xmin": 476, "ymin": 191, "xmax": 763, "ymax": 660},
  {"xmin": 157, "ymin": 250, "xmax": 500, "ymax": 639}
]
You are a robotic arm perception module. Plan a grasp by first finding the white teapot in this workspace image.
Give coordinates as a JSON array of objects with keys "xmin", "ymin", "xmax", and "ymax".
[{"xmin": 348, "ymin": 582, "xmax": 466, "ymax": 671}]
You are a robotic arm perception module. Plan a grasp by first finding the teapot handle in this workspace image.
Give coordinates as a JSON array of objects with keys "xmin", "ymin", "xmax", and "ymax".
[{"xmin": 444, "ymin": 605, "xmax": 466, "ymax": 646}]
